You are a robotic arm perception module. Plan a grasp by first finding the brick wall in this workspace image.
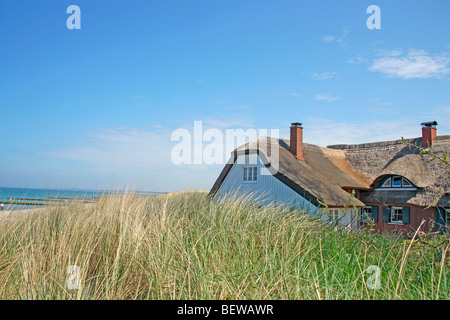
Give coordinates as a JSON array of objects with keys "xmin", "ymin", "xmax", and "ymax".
[{"xmin": 361, "ymin": 202, "xmax": 435, "ymax": 236}]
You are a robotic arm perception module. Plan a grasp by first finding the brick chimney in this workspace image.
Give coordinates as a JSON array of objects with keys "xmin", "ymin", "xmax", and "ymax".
[
  {"xmin": 421, "ymin": 121, "xmax": 438, "ymax": 147},
  {"xmin": 290, "ymin": 122, "xmax": 305, "ymax": 161}
]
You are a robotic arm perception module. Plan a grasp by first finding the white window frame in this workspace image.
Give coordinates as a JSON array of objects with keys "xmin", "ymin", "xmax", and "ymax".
[
  {"xmin": 402, "ymin": 178, "xmax": 412, "ymax": 187},
  {"xmin": 376, "ymin": 176, "xmax": 416, "ymax": 191},
  {"xmin": 392, "ymin": 176, "xmax": 402, "ymax": 187},
  {"xmin": 381, "ymin": 178, "xmax": 392, "ymax": 187},
  {"xmin": 390, "ymin": 206, "xmax": 404, "ymax": 224},
  {"xmin": 243, "ymin": 166, "xmax": 257, "ymax": 183},
  {"xmin": 329, "ymin": 209, "xmax": 339, "ymax": 221},
  {"xmin": 361, "ymin": 206, "xmax": 372, "ymax": 222}
]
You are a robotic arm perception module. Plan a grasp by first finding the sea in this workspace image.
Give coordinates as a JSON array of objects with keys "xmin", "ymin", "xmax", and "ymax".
[{"xmin": 0, "ymin": 187, "xmax": 165, "ymax": 211}]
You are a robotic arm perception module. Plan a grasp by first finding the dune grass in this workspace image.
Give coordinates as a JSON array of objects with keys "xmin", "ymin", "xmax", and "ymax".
[{"xmin": 0, "ymin": 191, "xmax": 448, "ymax": 300}]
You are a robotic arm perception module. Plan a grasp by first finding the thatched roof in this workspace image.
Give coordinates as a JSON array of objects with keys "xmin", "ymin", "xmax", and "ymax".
[
  {"xmin": 210, "ymin": 134, "xmax": 450, "ymax": 208},
  {"xmin": 328, "ymin": 135, "xmax": 450, "ymax": 207},
  {"xmin": 209, "ymin": 136, "xmax": 366, "ymax": 208}
]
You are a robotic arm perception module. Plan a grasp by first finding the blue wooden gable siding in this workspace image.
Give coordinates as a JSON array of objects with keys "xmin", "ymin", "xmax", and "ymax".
[{"xmin": 215, "ymin": 153, "xmax": 318, "ymax": 214}]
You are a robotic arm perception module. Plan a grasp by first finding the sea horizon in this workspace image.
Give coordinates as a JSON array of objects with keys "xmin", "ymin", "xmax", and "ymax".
[{"xmin": 0, "ymin": 186, "xmax": 167, "ymax": 211}]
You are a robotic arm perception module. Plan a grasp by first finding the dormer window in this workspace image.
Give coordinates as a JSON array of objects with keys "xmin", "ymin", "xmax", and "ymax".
[
  {"xmin": 377, "ymin": 175, "xmax": 416, "ymax": 190},
  {"xmin": 382, "ymin": 178, "xmax": 392, "ymax": 187},
  {"xmin": 392, "ymin": 176, "xmax": 402, "ymax": 187},
  {"xmin": 402, "ymin": 179, "xmax": 412, "ymax": 187}
]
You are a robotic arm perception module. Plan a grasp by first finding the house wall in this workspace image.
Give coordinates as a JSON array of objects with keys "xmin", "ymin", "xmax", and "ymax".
[
  {"xmin": 361, "ymin": 202, "xmax": 435, "ymax": 235},
  {"xmin": 436, "ymin": 208, "xmax": 449, "ymax": 232},
  {"xmin": 215, "ymin": 153, "xmax": 318, "ymax": 213},
  {"xmin": 320, "ymin": 208, "xmax": 358, "ymax": 229}
]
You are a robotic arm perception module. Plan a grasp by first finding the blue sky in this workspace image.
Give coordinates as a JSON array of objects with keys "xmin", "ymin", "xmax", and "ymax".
[{"xmin": 1, "ymin": 0, "xmax": 449, "ymax": 192}]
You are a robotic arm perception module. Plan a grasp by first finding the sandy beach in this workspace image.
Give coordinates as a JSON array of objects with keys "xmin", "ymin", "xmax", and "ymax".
[{"xmin": 0, "ymin": 207, "xmax": 46, "ymax": 221}]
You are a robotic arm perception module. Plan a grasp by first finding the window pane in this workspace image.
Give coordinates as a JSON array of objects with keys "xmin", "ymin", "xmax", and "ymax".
[
  {"xmin": 362, "ymin": 207, "xmax": 372, "ymax": 221},
  {"xmin": 243, "ymin": 166, "xmax": 258, "ymax": 181},
  {"xmin": 402, "ymin": 178, "xmax": 412, "ymax": 187},
  {"xmin": 392, "ymin": 176, "xmax": 402, "ymax": 187},
  {"xmin": 446, "ymin": 210, "xmax": 449, "ymax": 226},
  {"xmin": 329, "ymin": 209, "xmax": 338, "ymax": 220},
  {"xmin": 330, "ymin": 209, "xmax": 339, "ymax": 220},
  {"xmin": 398, "ymin": 209, "xmax": 403, "ymax": 221},
  {"xmin": 382, "ymin": 178, "xmax": 391, "ymax": 187},
  {"xmin": 391, "ymin": 207, "xmax": 403, "ymax": 222}
]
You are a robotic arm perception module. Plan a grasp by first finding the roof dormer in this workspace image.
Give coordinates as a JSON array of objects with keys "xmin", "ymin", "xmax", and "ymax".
[{"xmin": 375, "ymin": 175, "xmax": 417, "ymax": 190}]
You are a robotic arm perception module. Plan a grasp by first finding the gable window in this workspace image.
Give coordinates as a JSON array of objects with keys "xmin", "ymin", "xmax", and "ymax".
[
  {"xmin": 402, "ymin": 178, "xmax": 412, "ymax": 187},
  {"xmin": 392, "ymin": 176, "xmax": 402, "ymax": 187},
  {"xmin": 382, "ymin": 178, "xmax": 392, "ymax": 187},
  {"xmin": 243, "ymin": 166, "xmax": 257, "ymax": 182},
  {"xmin": 378, "ymin": 176, "xmax": 416, "ymax": 190}
]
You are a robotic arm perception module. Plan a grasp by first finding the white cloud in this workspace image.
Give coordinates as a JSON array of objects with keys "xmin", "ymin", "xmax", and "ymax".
[
  {"xmin": 346, "ymin": 55, "xmax": 368, "ymax": 64},
  {"xmin": 313, "ymin": 93, "xmax": 340, "ymax": 102},
  {"xmin": 366, "ymin": 98, "xmax": 397, "ymax": 115},
  {"xmin": 323, "ymin": 35, "xmax": 336, "ymax": 42},
  {"xmin": 41, "ymin": 117, "xmax": 258, "ymax": 191},
  {"xmin": 44, "ymin": 127, "xmax": 172, "ymax": 170},
  {"xmin": 369, "ymin": 50, "xmax": 450, "ymax": 79},
  {"xmin": 369, "ymin": 97, "xmax": 392, "ymax": 107},
  {"xmin": 322, "ymin": 27, "xmax": 351, "ymax": 45},
  {"xmin": 422, "ymin": 106, "xmax": 450, "ymax": 133},
  {"xmin": 373, "ymin": 49, "xmax": 404, "ymax": 58},
  {"xmin": 201, "ymin": 117, "xmax": 254, "ymax": 129},
  {"xmin": 211, "ymin": 100, "xmax": 227, "ymax": 105},
  {"xmin": 39, "ymin": 114, "xmax": 449, "ymax": 191},
  {"xmin": 42, "ymin": 126, "xmax": 213, "ymax": 191},
  {"xmin": 367, "ymin": 107, "xmax": 399, "ymax": 116},
  {"xmin": 312, "ymin": 71, "xmax": 337, "ymax": 80},
  {"xmin": 302, "ymin": 118, "xmax": 421, "ymax": 147},
  {"xmin": 429, "ymin": 105, "xmax": 450, "ymax": 118}
]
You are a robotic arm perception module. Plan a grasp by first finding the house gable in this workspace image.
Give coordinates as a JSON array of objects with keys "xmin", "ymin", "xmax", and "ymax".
[
  {"xmin": 214, "ymin": 153, "xmax": 319, "ymax": 213},
  {"xmin": 209, "ymin": 136, "xmax": 367, "ymax": 208}
]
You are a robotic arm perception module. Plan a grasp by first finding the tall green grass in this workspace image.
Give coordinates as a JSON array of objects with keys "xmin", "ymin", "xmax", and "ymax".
[{"xmin": 0, "ymin": 191, "xmax": 448, "ymax": 299}]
